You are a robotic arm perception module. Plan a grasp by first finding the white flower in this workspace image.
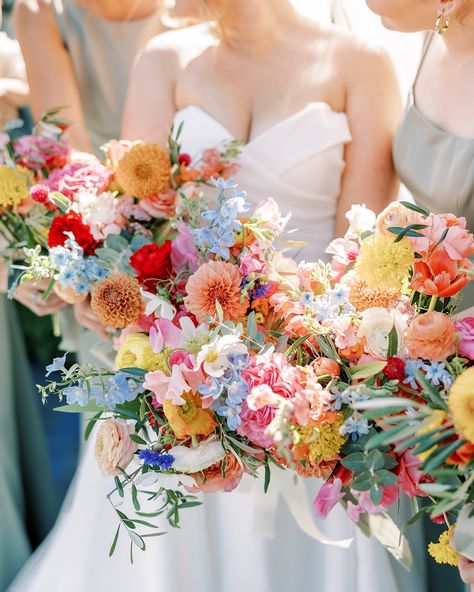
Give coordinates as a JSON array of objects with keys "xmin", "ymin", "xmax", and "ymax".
[
  {"xmin": 141, "ymin": 290, "xmax": 176, "ymax": 320},
  {"xmin": 169, "ymin": 440, "xmax": 226, "ymax": 473},
  {"xmin": 358, "ymin": 307, "xmax": 408, "ymax": 358},
  {"xmin": 345, "ymin": 204, "xmax": 376, "ymax": 237},
  {"xmin": 178, "ymin": 317, "xmax": 210, "ymax": 352},
  {"xmin": 195, "ymin": 334, "xmax": 247, "ymax": 377}
]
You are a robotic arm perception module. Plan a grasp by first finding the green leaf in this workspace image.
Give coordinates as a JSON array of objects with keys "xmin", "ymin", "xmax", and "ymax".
[
  {"xmin": 418, "ymin": 483, "xmax": 454, "ymax": 495},
  {"xmin": 115, "ymin": 476, "xmax": 124, "ymax": 498},
  {"xmin": 366, "ymin": 450, "xmax": 385, "ymax": 471},
  {"xmin": 421, "ymin": 439, "xmax": 465, "ymax": 473},
  {"xmin": 54, "ymin": 401, "xmax": 103, "ymax": 413},
  {"xmin": 377, "ymin": 469, "xmax": 398, "ymax": 486},
  {"xmin": 351, "ymin": 470, "xmax": 374, "ymax": 491},
  {"xmin": 264, "ymin": 460, "xmax": 271, "ymax": 493},
  {"xmin": 129, "ymin": 434, "xmax": 147, "ymax": 446},
  {"xmin": 84, "ymin": 413, "xmax": 102, "ymax": 441},
  {"xmin": 365, "ymin": 422, "xmax": 419, "ymax": 451},
  {"xmin": 108, "ymin": 524, "xmax": 121, "ymax": 557},
  {"xmin": 178, "ymin": 501, "xmax": 202, "ymax": 509},
  {"xmin": 399, "ymin": 201, "xmax": 429, "ymax": 217},
  {"xmin": 414, "ymin": 370, "xmax": 448, "ymax": 410},
  {"xmin": 128, "ymin": 530, "xmax": 146, "ymax": 551},
  {"xmin": 341, "ymin": 452, "xmax": 367, "ymax": 473},
  {"xmin": 215, "ymin": 299, "xmax": 224, "ymax": 323},
  {"xmin": 132, "ymin": 484, "xmax": 141, "ymax": 512},
  {"xmin": 370, "ymin": 484, "xmax": 383, "ymax": 505},
  {"xmin": 349, "ymin": 361, "xmax": 387, "ymax": 380},
  {"xmin": 387, "ymin": 326, "xmax": 398, "ymax": 358}
]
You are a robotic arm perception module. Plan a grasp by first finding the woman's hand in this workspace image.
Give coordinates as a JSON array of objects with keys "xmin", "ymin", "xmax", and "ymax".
[
  {"xmin": 14, "ymin": 278, "xmax": 68, "ymax": 316},
  {"xmin": 459, "ymin": 554, "xmax": 474, "ymax": 590},
  {"xmin": 74, "ymin": 298, "xmax": 108, "ymax": 339}
]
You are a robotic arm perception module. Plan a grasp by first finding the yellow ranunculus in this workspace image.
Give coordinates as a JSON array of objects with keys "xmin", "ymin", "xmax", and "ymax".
[{"xmin": 115, "ymin": 333, "xmax": 169, "ymax": 373}]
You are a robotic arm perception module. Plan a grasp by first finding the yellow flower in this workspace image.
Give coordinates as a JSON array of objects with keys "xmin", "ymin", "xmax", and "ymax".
[
  {"xmin": 294, "ymin": 415, "xmax": 344, "ymax": 463},
  {"xmin": 115, "ymin": 143, "xmax": 171, "ymax": 199},
  {"xmin": 428, "ymin": 525, "xmax": 459, "ymax": 566},
  {"xmin": 356, "ymin": 235, "xmax": 414, "ymax": 290},
  {"xmin": 0, "ymin": 165, "xmax": 31, "ymax": 208},
  {"xmin": 448, "ymin": 367, "xmax": 474, "ymax": 444},
  {"xmin": 416, "ymin": 410, "xmax": 447, "ymax": 462},
  {"xmin": 163, "ymin": 391, "xmax": 217, "ymax": 440},
  {"xmin": 115, "ymin": 333, "xmax": 170, "ymax": 374}
]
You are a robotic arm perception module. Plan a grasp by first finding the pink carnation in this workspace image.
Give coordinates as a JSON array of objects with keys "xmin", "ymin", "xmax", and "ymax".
[
  {"xmin": 455, "ymin": 317, "xmax": 474, "ymax": 360},
  {"xmin": 14, "ymin": 134, "xmax": 70, "ymax": 172},
  {"xmin": 237, "ymin": 353, "xmax": 301, "ymax": 448},
  {"xmin": 47, "ymin": 162, "xmax": 112, "ymax": 200}
]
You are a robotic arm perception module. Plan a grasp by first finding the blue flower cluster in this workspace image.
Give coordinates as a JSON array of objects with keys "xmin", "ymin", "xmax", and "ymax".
[
  {"xmin": 305, "ymin": 284, "xmax": 354, "ymax": 322},
  {"xmin": 64, "ymin": 372, "xmax": 144, "ymax": 410},
  {"xmin": 403, "ymin": 359, "xmax": 424, "ymax": 389},
  {"xmin": 50, "ymin": 233, "xmax": 108, "ymax": 295},
  {"xmin": 329, "ymin": 385, "xmax": 370, "ymax": 412},
  {"xmin": 340, "ymin": 413, "xmax": 370, "ymax": 441},
  {"xmin": 198, "ymin": 353, "xmax": 250, "ymax": 430},
  {"xmin": 193, "ymin": 177, "xmax": 252, "ymax": 260},
  {"xmin": 138, "ymin": 449, "xmax": 175, "ymax": 470}
]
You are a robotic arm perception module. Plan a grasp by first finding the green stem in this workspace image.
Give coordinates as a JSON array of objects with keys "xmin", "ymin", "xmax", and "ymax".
[{"xmin": 428, "ymin": 295, "xmax": 438, "ymax": 313}]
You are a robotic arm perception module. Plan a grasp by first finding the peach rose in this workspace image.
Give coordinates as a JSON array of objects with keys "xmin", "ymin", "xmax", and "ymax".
[
  {"xmin": 187, "ymin": 452, "xmax": 243, "ymax": 493},
  {"xmin": 405, "ymin": 311, "xmax": 456, "ymax": 361},
  {"xmin": 94, "ymin": 418, "xmax": 138, "ymax": 476},
  {"xmin": 375, "ymin": 202, "xmax": 421, "ymax": 239},
  {"xmin": 311, "ymin": 357, "xmax": 340, "ymax": 378}
]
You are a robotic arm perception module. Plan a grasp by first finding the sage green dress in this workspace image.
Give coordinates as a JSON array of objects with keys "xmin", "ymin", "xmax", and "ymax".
[
  {"xmin": 393, "ymin": 34, "xmax": 472, "ymax": 592},
  {"xmin": 0, "ymin": 296, "xmax": 58, "ymax": 591}
]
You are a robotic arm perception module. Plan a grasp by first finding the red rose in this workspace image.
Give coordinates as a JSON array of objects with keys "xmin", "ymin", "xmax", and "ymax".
[
  {"xmin": 48, "ymin": 211, "xmax": 98, "ymax": 255},
  {"xmin": 130, "ymin": 241, "xmax": 172, "ymax": 290}
]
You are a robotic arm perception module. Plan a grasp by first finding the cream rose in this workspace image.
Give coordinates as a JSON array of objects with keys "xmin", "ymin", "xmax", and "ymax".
[
  {"xmin": 169, "ymin": 440, "xmax": 226, "ymax": 473},
  {"xmin": 358, "ymin": 307, "xmax": 407, "ymax": 359},
  {"xmin": 95, "ymin": 418, "xmax": 138, "ymax": 476}
]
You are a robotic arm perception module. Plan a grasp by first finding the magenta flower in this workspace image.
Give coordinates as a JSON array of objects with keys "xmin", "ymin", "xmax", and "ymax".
[
  {"xmin": 312, "ymin": 478, "xmax": 344, "ymax": 519},
  {"xmin": 455, "ymin": 317, "xmax": 474, "ymax": 360}
]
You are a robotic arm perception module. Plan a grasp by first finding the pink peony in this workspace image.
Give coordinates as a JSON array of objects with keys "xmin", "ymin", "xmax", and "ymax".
[
  {"xmin": 140, "ymin": 188, "xmax": 176, "ymax": 219},
  {"xmin": 313, "ymin": 478, "xmax": 344, "ymax": 519},
  {"xmin": 171, "ymin": 222, "xmax": 199, "ymax": 272},
  {"xmin": 397, "ymin": 450, "xmax": 431, "ymax": 497},
  {"xmin": 47, "ymin": 162, "xmax": 112, "ymax": 200},
  {"xmin": 14, "ymin": 134, "xmax": 70, "ymax": 172},
  {"xmin": 237, "ymin": 353, "xmax": 301, "ymax": 448},
  {"xmin": 455, "ymin": 317, "xmax": 474, "ymax": 360}
]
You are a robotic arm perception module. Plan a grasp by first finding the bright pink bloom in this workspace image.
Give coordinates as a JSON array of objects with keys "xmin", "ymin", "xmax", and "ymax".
[
  {"xmin": 14, "ymin": 134, "xmax": 70, "ymax": 172},
  {"xmin": 397, "ymin": 450, "xmax": 431, "ymax": 498},
  {"xmin": 47, "ymin": 162, "xmax": 112, "ymax": 200},
  {"xmin": 313, "ymin": 478, "xmax": 344, "ymax": 519},
  {"xmin": 455, "ymin": 317, "xmax": 474, "ymax": 360}
]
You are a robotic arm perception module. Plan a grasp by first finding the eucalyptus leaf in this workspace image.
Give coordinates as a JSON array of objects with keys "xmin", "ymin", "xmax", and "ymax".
[{"xmin": 128, "ymin": 530, "xmax": 146, "ymax": 551}]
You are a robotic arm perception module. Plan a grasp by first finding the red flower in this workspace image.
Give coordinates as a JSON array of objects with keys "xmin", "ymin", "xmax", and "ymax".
[
  {"xmin": 130, "ymin": 241, "xmax": 172, "ymax": 291},
  {"xmin": 178, "ymin": 153, "xmax": 191, "ymax": 167},
  {"xmin": 383, "ymin": 357, "xmax": 405, "ymax": 381},
  {"xmin": 48, "ymin": 211, "xmax": 98, "ymax": 255}
]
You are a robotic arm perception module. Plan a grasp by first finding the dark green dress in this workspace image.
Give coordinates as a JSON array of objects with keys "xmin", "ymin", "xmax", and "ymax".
[{"xmin": 0, "ymin": 296, "xmax": 58, "ymax": 590}]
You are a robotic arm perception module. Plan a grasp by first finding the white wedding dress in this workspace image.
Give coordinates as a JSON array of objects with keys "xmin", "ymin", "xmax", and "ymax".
[{"xmin": 9, "ymin": 104, "xmax": 427, "ymax": 592}]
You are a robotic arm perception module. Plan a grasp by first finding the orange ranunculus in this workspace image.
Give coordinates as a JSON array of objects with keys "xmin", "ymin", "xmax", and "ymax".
[
  {"xmin": 311, "ymin": 357, "xmax": 341, "ymax": 378},
  {"xmin": 187, "ymin": 452, "xmax": 243, "ymax": 493},
  {"xmin": 163, "ymin": 391, "xmax": 217, "ymax": 440},
  {"xmin": 339, "ymin": 338, "xmax": 365, "ymax": 363},
  {"xmin": 446, "ymin": 441, "xmax": 474, "ymax": 466},
  {"xmin": 411, "ymin": 246, "xmax": 473, "ymax": 298},
  {"xmin": 405, "ymin": 311, "xmax": 456, "ymax": 361}
]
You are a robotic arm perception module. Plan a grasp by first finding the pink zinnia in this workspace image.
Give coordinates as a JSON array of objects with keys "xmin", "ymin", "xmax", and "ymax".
[{"xmin": 184, "ymin": 260, "xmax": 248, "ymax": 323}]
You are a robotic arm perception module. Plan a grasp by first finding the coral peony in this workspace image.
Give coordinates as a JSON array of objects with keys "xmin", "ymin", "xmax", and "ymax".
[
  {"xmin": 115, "ymin": 142, "xmax": 171, "ymax": 199},
  {"xmin": 94, "ymin": 418, "xmax": 137, "ymax": 476},
  {"xmin": 48, "ymin": 211, "xmax": 98, "ymax": 256},
  {"xmin": 185, "ymin": 260, "xmax": 248, "ymax": 323},
  {"xmin": 187, "ymin": 452, "xmax": 243, "ymax": 493},
  {"xmin": 91, "ymin": 272, "xmax": 144, "ymax": 329},
  {"xmin": 455, "ymin": 317, "xmax": 474, "ymax": 360},
  {"xmin": 130, "ymin": 241, "xmax": 172, "ymax": 291},
  {"xmin": 405, "ymin": 311, "xmax": 455, "ymax": 362}
]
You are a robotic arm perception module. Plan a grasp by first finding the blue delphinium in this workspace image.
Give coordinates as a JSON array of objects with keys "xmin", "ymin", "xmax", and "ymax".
[
  {"xmin": 403, "ymin": 359, "xmax": 424, "ymax": 389},
  {"xmin": 421, "ymin": 361, "xmax": 453, "ymax": 389},
  {"xmin": 340, "ymin": 413, "xmax": 370, "ymax": 441},
  {"xmin": 199, "ymin": 354, "xmax": 250, "ymax": 430},
  {"xmin": 193, "ymin": 177, "xmax": 252, "ymax": 260},
  {"xmin": 64, "ymin": 382, "xmax": 89, "ymax": 406},
  {"xmin": 91, "ymin": 372, "xmax": 145, "ymax": 410},
  {"xmin": 138, "ymin": 449, "xmax": 174, "ymax": 470},
  {"xmin": 45, "ymin": 353, "xmax": 68, "ymax": 377}
]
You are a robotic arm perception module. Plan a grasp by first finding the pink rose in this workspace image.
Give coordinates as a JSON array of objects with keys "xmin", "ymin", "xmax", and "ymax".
[
  {"xmin": 140, "ymin": 188, "xmax": 176, "ymax": 219},
  {"xmin": 397, "ymin": 450, "xmax": 431, "ymax": 497},
  {"xmin": 47, "ymin": 162, "xmax": 112, "ymax": 200},
  {"xmin": 94, "ymin": 419, "xmax": 137, "ymax": 476},
  {"xmin": 237, "ymin": 353, "xmax": 301, "ymax": 448},
  {"xmin": 313, "ymin": 478, "xmax": 344, "ymax": 519},
  {"xmin": 455, "ymin": 317, "xmax": 474, "ymax": 360}
]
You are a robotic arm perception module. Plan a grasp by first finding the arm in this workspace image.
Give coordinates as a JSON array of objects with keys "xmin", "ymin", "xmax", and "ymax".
[
  {"xmin": 459, "ymin": 555, "xmax": 474, "ymax": 591},
  {"xmin": 122, "ymin": 35, "xmax": 179, "ymax": 144},
  {"xmin": 335, "ymin": 41, "xmax": 401, "ymax": 238},
  {"xmin": 14, "ymin": 0, "xmax": 91, "ymax": 151}
]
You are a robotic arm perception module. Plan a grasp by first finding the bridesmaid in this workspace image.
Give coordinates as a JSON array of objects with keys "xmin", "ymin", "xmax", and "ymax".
[
  {"xmin": 366, "ymin": 0, "xmax": 474, "ymax": 590},
  {"xmin": 13, "ymin": 0, "xmax": 169, "ymax": 342}
]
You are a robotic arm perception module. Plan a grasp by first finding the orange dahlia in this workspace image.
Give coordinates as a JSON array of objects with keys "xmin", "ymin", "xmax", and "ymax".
[
  {"xmin": 349, "ymin": 279, "xmax": 400, "ymax": 312},
  {"xmin": 115, "ymin": 143, "xmax": 171, "ymax": 199},
  {"xmin": 163, "ymin": 391, "xmax": 217, "ymax": 439},
  {"xmin": 91, "ymin": 272, "xmax": 144, "ymax": 329},
  {"xmin": 184, "ymin": 260, "xmax": 248, "ymax": 323}
]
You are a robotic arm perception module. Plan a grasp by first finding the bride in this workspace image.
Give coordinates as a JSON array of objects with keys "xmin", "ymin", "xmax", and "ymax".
[{"xmin": 10, "ymin": 1, "xmax": 426, "ymax": 591}]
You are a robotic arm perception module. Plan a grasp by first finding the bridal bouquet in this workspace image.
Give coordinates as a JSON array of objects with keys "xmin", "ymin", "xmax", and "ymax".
[{"xmin": 316, "ymin": 201, "xmax": 474, "ymax": 567}]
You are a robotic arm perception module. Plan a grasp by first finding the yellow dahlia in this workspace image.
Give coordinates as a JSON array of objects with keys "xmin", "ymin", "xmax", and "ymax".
[
  {"xmin": 115, "ymin": 333, "xmax": 170, "ymax": 373},
  {"xmin": 448, "ymin": 367, "xmax": 474, "ymax": 444},
  {"xmin": 428, "ymin": 525, "xmax": 459, "ymax": 566},
  {"xmin": 91, "ymin": 272, "xmax": 144, "ymax": 329},
  {"xmin": 0, "ymin": 165, "xmax": 31, "ymax": 208},
  {"xmin": 115, "ymin": 143, "xmax": 171, "ymax": 199},
  {"xmin": 349, "ymin": 279, "xmax": 400, "ymax": 312},
  {"xmin": 356, "ymin": 234, "xmax": 414, "ymax": 290},
  {"xmin": 293, "ymin": 415, "xmax": 345, "ymax": 463},
  {"xmin": 184, "ymin": 260, "xmax": 248, "ymax": 323},
  {"xmin": 163, "ymin": 391, "xmax": 217, "ymax": 439}
]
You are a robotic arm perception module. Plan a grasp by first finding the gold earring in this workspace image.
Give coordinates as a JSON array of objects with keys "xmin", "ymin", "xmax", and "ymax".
[{"xmin": 435, "ymin": 13, "xmax": 450, "ymax": 35}]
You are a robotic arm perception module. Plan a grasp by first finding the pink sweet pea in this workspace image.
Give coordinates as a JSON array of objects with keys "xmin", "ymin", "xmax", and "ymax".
[
  {"xmin": 313, "ymin": 478, "xmax": 344, "ymax": 519},
  {"xmin": 455, "ymin": 317, "xmax": 474, "ymax": 360},
  {"xmin": 149, "ymin": 318, "xmax": 183, "ymax": 353}
]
